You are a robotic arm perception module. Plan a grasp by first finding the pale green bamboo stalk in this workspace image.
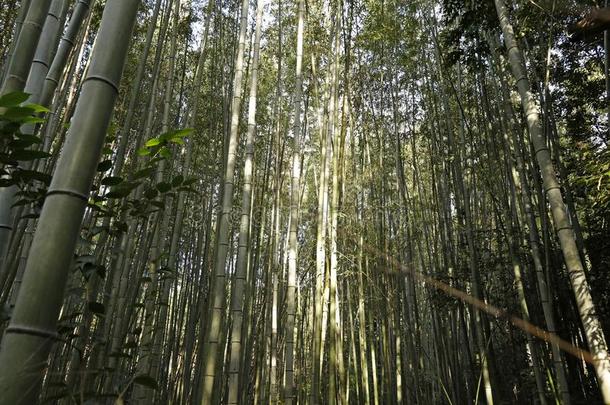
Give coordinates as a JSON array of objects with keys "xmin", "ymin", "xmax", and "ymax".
[
  {"xmin": 494, "ymin": 1, "xmax": 610, "ymax": 402},
  {"xmin": 328, "ymin": 7, "xmax": 344, "ymax": 402},
  {"xmin": 0, "ymin": 0, "xmax": 49, "ymax": 93},
  {"xmin": 1, "ymin": 0, "xmax": 68, "ymax": 310},
  {"xmin": 110, "ymin": 0, "xmax": 162, "ymax": 175},
  {"xmin": 133, "ymin": 2, "xmax": 181, "ymax": 402},
  {"xmin": 0, "ymin": 1, "xmax": 140, "ymax": 403},
  {"xmin": 200, "ymin": 0, "xmax": 250, "ymax": 400},
  {"xmin": 227, "ymin": 0, "xmax": 264, "ymax": 403},
  {"xmin": 39, "ymin": 0, "xmax": 94, "ymax": 107},
  {"xmin": 312, "ymin": 53, "xmax": 330, "ymax": 405},
  {"xmin": 1, "ymin": 0, "xmax": 31, "ymax": 83},
  {"xmin": 0, "ymin": 0, "xmax": 53, "ymax": 277},
  {"xmin": 284, "ymin": 0, "xmax": 304, "ymax": 401}
]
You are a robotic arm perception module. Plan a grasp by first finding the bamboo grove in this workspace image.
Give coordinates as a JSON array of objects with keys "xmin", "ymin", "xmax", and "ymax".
[{"xmin": 0, "ymin": 0, "xmax": 609, "ymax": 404}]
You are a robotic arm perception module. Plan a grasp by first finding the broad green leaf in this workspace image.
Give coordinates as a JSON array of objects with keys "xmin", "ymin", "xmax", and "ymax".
[
  {"xmin": 145, "ymin": 138, "xmax": 162, "ymax": 147},
  {"xmin": 133, "ymin": 166, "xmax": 154, "ymax": 180},
  {"xmin": 113, "ymin": 221, "xmax": 128, "ymax": 233},
  {"xmin": 16, "ymin": 133, "xmax": 42, "ymax": 144},
  {"xmin": 10, "ymin": 149, "xmax": 51, "ymax": 161},
  {"xmin": 144, "ymin": 188, "xmax": 158, "ymax": 200},
  {"xmin": 0, "ymin": 121, "xmax": 21, "ymax": 135},
  {"xmin": 106, "ymin": 182, "xmax": 139, "ymax": 199},
  {"xmin": 23, "ymin": 103, "xmax": 50, "ymax": 113},
  {"xmin": 101, "ymin": 176, "xmax": 124, "ymax": 186},
  {"xmin": 20, "ymin": 116, "xmax": 45, "ymax": 124},
  {"xmin": 159, "ymin": 128, "xmax": 193, "ymax": 142},
  {"xmin": 137, "ymin": 147, "xmax": 150, "ymax": 156},
  {"xmin": 159, "ymin": 147, "xmax": 171, "ymax": 159},
  {"xmin": 171, "ymin": 175, "xmax": 184, "ymax": 187},
  {"xmin": 0, "ymin": 91, "xmax": 30, "ymax": 107},
  {"xmin": 2, "ymin": 106, "xmax": 36, "ymax": 121},
  {"xmin": 88, "ymin": 301, "xmax": 105, "ymax": 315},
  {"xmin": 83, "ymin": 263, "xmax": 107, "ymax": 280},
  {"xmin": 97, "ymin": 160, "xmax": 113, "ymax": 172},
  {"xmin": 9, "ymin": 138, "xmax": 37, "ymax": 149},
  {"xmin": 156, "ymin": 182, "xmax": 171, "ymax": 193}
]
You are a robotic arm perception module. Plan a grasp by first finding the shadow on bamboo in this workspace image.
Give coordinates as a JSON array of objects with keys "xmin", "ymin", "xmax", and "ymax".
[{"xmin": 344, "ymin": 230, "xmax": 594, "ymax": 365}]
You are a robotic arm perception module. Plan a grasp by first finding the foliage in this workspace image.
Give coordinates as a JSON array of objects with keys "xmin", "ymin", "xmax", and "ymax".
[{"xmin": 0, "ymin": 91, "xmax": 51, "ymax": 191}]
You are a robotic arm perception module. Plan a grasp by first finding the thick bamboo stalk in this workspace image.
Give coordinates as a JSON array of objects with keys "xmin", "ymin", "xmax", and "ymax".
[
  {"xmin": 0, "ymin": 1, "xmax": 140, "ymax": 403},
  {"xmin": 227, "ymin": 0, "xmax": 264, "ymax": 403},
  {"xmin": 494, "ymin": 1, "xmax": 610, "ymax": 402}
]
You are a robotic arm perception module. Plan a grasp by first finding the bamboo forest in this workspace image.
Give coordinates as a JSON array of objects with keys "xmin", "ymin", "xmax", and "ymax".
[{"xmin": 3, "ymin": 0, "xmax": 610, "ymax": 404}]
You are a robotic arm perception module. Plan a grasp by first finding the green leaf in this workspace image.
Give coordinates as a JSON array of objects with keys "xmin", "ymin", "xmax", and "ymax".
[
  {"xmin": 84, "ymin": 263, "xmax": 107, "ymax": 280},
  {"xmin": 10, "ymin": 149, "xmax": 51, "ymax": 161},
  {"xmin": 159, "ymin": 147, "xmax": 171, "ymax": 159},
  {"xmin": 101, "ymin": 176, "xmax": 123, "ymax": 186},
  {"xmin": 0, "ymin": 91, "xmax": 30, "ymax": 107},
  {"xmin": 113, "ymin": 221, "xmax": 128, "ymax": 233},
  {"xmin": 133, "ymin": 375, "xmax": 158, "ymax": 390},
  {"xmin": 2, "ymin": 106, "xmax": 36, "ymax": 121},
  {"xmin": 156, "ymin": 182, "xmax": 171, "ymax": 193},
  {"xmin": 133, "ymin": 166, "xmax": 154, "ymax": 180},
  {"xmin": 144, "ymin": 188, "xmax": 158, "ymax": 200},
  {"xmin": 145, "ymin": 138, "xmax": 162, "ymax": 147},
  {"xmin": 16, "ymin": 133, "xmax": 42, "ymax": 144},
  {"xmin": 171, "ymin": 175, "xmax": 184, "ymax": 187},
  {"xmin": 23, "ymin": 103, "xmax": 50, "ymax": 113},
  {"xmin": 13, "ymin": 169, "xmax": 51, "ymax": 185},
  {"xmin": 88, "ymin": 302, "xmax": 105, "ymax": 316},
  {"xmin": 106, "ymin": 182, "xmax": 139, "ymax": 199},
  {"xmin": 97, "ymin": 160, "xmax": 113, "ymax": 172},
  {"xmin": 159, "ymin": 128, "xmax": 193, "ymax": 142},
  {"xmin": 137, "ymin": 147, "xmax": 150, "ymax": 156},
  {"xmin": 20, "ymin": 116, "xmax": 44, "ymax": 124},
  {"xmin": 82, "ymin": 262, "xmax": 105, "ymax": 280}
]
